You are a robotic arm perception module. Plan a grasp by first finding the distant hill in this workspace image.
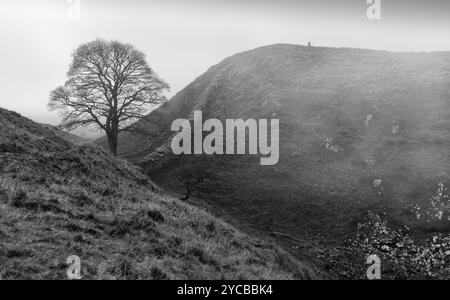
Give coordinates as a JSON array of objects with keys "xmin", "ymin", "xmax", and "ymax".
[
  {"xmin": 0, "ymin": 107, "xmax": 318, "ymax": 279},
  {"xmin": 106, "ymin": 45, "xmax": 450, "ymax": 278},
  {"xmin": 40, "ymin": 124, "xmax": 93, "ymax": 145}
]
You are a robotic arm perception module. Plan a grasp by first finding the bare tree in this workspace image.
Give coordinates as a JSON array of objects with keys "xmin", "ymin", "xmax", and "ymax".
[
  {"xmin": 178, "ymin": 169, "xmax": 206, "ymax": 201},
  {"xmin": 48, "ymin": 39, "xmax": 169, "ymax": 156}
]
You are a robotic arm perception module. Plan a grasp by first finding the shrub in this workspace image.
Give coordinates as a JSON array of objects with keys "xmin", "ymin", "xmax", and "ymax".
[
  {"xmin": 313, "ymin": 211, "xmax": 449, "ymax": 279},
  {"xmin": 411, "ymin": 183, "xmax": 450, "ymax": 222}
]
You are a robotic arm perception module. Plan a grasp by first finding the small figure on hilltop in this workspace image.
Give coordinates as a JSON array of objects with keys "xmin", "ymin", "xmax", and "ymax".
[{"xmin": 308, "ymin": 41, "xmax": 312, "ymax": 47}]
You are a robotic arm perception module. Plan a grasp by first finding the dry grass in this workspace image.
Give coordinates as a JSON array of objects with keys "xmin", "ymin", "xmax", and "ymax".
[{"xmin": 0, "ymin": 107, "xmax": 318, "ymax": 280}]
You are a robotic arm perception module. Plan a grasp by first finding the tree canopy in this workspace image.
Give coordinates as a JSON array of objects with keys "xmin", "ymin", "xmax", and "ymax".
[{"xmin": 49, "ymin": 39, "xmax": 169, "ymax": 155}]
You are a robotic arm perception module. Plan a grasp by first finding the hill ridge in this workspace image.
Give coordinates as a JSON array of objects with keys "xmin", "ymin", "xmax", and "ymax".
[{"xmin": 107, "ymin": 44, "xmax": 450, "ymax": 278}]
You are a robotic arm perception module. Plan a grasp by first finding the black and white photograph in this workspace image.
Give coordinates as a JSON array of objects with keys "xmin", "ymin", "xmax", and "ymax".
[{"xmin": 0, "ymin": 0, "xmax": 449, "ymax": 284}]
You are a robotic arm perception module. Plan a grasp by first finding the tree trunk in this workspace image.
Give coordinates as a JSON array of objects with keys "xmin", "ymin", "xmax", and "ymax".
[
  {"xmin": 107, "ymin": 131, "xmax": 118, "ymax": 156},
  {"xmin": 108, "ymin": 113, "xmax": 119, "ymax": 157},
  {"xmin": 112, "ymin": 134, "xmax": 118, "ymax": 156}
]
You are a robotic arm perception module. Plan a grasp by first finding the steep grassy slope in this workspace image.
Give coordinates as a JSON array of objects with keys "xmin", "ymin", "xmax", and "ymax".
[
  {"xmin": 108, "ymin": 45, "xmax": 450, "ymax": 278},
  {"xmin": 0, "ymin": 107, "xmax": 318, "ymax": 280}
]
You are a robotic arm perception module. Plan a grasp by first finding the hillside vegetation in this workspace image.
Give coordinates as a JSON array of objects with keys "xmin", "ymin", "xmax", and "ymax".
[
  {"xmin": 108, "ymin": 45, "xmax": 450, "ymax": 279},
  {"xmin": 0, "ymin": 107, "xmax": 319, "ymax": 280}
]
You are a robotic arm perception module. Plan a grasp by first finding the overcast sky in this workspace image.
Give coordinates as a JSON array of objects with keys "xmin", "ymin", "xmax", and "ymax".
[{"xmin": 0, "ymin": 0, "xmax": 449, "ymax": 132}]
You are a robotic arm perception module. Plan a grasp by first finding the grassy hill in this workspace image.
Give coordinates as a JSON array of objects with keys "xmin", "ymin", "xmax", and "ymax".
[
  {"xmin": 0, "ymin": 107, "xmax": 319, "ymax": 280},
  {"xmin": 108, "ymin": 44, "xmax": 450, "ymax": 279}
]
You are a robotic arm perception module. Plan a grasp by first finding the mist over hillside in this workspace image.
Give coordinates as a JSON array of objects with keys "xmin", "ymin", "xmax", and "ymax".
[
  {"xmin": 0, "ymin": 107, "xmax": 318, "ymax": 280},
  {"xmin": 109, "ymin": 44, "xmax": 450, "ymax": 279},
  {"xmin": 40, "ymin": 124, "xmax": 93, "ymax": 145},
  {"xmin": 3, "ymin": 0, "xmax": 450, "ymax": 283}
]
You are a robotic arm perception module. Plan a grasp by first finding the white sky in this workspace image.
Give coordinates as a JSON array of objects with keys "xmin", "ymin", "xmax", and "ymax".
[{"xmin": 0, "ymin": 0, "xmax": 449, "ymax": 133}]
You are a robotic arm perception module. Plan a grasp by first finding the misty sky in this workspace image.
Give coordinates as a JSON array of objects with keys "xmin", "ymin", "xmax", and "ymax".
[{"xmin": 0, "ymin": 0, "xmax": 449, "ymax": 134}]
